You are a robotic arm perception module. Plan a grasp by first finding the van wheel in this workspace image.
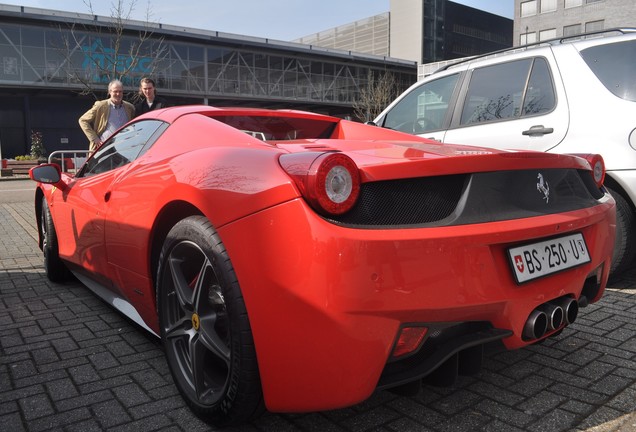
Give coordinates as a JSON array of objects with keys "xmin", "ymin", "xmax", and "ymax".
[{"xmin": 607, "ymin": 187, "xmax": 635, "ymax": 275}]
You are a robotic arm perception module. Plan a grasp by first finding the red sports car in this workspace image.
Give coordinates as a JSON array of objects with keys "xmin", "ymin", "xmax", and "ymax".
[{"xmin": 30, "ymin": 106, "xmax": 615, "ymax": 426}]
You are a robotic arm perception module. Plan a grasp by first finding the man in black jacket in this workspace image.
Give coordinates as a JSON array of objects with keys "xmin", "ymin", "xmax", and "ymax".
[{"xmin": 134, "ymin": 77, "xmax": 168, "ymax": 117}]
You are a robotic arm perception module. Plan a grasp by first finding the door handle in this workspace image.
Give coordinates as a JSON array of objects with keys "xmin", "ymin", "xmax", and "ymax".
[
  {"xmin": 522, "ymin": 125, "xmax": 554, "ymax": 137},
  {"xmin": 104, "ymin": 191, "xmax": 111, "ymax": 202}
]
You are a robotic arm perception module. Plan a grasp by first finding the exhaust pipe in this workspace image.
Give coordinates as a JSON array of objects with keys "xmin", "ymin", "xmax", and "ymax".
[
  {"xmin": 539, "ymin": 303, "xmax": 564, "ymax": 330},
  {"xmin": 523, "ymin": 309, "xmax": 548, "ymax": 340},
  {"xmin": 524, "ymin": 297, "xmax": 580, "ymax": 341},
  {"xmin": 555, "ymin": 297, "xmax": 579, "ymax": 324}
]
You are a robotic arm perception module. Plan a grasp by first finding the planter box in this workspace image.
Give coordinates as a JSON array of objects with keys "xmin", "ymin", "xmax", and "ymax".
[{"xmin": 7, "ymin": 159, "xmax": 39, "ymax": 175}]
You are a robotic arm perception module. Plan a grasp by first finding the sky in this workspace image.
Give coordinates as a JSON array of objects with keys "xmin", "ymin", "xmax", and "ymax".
[{"xmin": 0, "ymin": 0, "xmax": 513, "ymax": 41}]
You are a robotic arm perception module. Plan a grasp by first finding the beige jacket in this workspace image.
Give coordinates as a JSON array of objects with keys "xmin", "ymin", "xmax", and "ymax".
[{"xmin": 79, "ymin": 99, "xmax": 135, "ymax": 152}]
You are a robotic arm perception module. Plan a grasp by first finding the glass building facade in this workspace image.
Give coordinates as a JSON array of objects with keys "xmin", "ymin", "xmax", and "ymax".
[{"xmin": 0, "ymin": 6, "xmax": 416, "ymax": 158}]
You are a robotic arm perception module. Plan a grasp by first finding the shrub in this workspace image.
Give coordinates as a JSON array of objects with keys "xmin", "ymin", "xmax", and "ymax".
[
  {"xmin": 30, "ymin": 130, "xmax": 46, "ymax": 159},
  {"xmin": 15, "ymin": 155, "xmax": 36, "ymax": 161}
]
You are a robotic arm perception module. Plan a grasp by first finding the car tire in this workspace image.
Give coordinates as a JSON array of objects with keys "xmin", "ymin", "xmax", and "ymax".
[
  {"xmin": 607, "ymin": 187, "xmax": 636, "ymax": 275},
  {"xmin": 41, "ymin": 198, "xmax": 67, "ymax": 282},
  {"xmin": 156, "ymin": 216, "xmax": 264, "ymax": 426}
]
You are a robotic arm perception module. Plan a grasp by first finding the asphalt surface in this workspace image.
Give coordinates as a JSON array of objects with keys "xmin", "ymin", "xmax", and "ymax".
[{"xmin": 1, "ymin": 178, "xmax": 636, "ymax": 432}]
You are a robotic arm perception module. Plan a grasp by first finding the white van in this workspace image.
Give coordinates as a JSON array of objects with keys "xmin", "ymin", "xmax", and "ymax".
[{"xmin": 374, "ymin": 29, "xmax": 636, "ymax": 275}]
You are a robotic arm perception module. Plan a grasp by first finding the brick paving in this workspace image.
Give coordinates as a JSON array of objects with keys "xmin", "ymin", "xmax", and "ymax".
[{"xmin": 1, "ymin": 196, "xmax": 635, "ymax": 432}]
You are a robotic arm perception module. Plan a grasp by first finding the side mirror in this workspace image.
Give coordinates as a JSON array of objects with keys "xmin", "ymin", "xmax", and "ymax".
[{"xmin": 29, "ymin": 164, "xmax": 67, "ymax": 190}]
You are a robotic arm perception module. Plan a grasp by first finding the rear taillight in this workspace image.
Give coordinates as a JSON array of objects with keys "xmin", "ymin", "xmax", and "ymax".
[
  {"xmin": 280, "ymin": 152, "xmax": 360, "ymax": 215},
  {"xmin": 571, "ymin": 153, "xmax": 605, "ymax": 188}
]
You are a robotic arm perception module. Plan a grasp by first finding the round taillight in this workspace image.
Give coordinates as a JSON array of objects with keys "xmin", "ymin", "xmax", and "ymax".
[
  {"xmin": 569, "ymin": 153, "xmax": 605, "ymax": 188},
  {"xmin": 591, "ymin": 158, "xmax": 605, "ymax": 186},
  {"xmin": 279, "ymin": 152, "xmax": 361, "ymax": 215},
  {"xmin": 585, "ymin": 154, "xmax": 605, "ymax": 187},
  {"xmin": 309, "ymin": 153, "xmax": 360, "ymax": 215}
]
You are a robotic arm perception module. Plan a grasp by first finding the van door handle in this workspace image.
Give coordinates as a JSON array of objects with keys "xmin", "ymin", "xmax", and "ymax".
[{"xmin": 522, "ymin": 125, "xmax": 554, "ymax": 136}]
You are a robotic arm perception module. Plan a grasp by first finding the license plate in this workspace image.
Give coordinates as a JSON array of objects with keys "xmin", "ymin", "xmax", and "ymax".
[{"xmin": 508, "ymin": 233, "xmax": 590, "ymax": 284}]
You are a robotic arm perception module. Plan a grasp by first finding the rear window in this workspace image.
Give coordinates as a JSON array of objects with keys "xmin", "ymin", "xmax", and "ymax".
[
  {"xmin": 580, "ymin": 39, "xmax": 636, "ymax": 101},
  {"xmin": 209, "ymin": 115, "xmax": 337, "ymax": 140}
]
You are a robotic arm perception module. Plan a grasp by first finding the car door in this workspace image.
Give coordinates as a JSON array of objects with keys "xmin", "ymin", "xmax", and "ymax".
[
  {"xmin": 442, "ymin": 55, "xmax": 569, "ymax": 151},
  {"xmin": 52, "ymin": 120, "xmax": 164, "ymax": 291},
  {"xmin": 53, "ymin": 161, "xmax": 121, "ymax": 289}
]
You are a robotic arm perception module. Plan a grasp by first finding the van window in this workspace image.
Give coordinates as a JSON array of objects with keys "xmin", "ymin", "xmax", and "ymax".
[
  {"xmin": 522, "ymin": 58, "xmax": 555, "ymax": 115},
  {"xmin": 381, "ymin": 73, "xmax": 459, "ymax": 134},
  {"xmin": 460, "ymin": 58, "xmax": 555, "ymax": 125},
  {"xmin": 580, "ymin": 39, "xmax": 636, "ymax": 101}
]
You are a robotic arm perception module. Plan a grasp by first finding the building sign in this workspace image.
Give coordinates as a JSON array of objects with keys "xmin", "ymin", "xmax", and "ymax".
[{"xmin": 81, "ymin": 38, "xmax": 153, "ymax": 85}]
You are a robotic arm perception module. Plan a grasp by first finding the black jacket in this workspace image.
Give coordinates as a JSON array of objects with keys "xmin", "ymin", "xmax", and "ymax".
[{"xmin": 134, "ymin": 97, "xmax": 168, "ymax": 117}]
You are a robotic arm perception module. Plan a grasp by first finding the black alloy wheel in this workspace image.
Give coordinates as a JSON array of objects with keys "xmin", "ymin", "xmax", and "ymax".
[{"xmin": 157, "ymin": 216, "xmax": 263, "ymax": 426}]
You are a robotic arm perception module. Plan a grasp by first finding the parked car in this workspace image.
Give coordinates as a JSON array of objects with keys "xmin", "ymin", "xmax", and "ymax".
[
  {"xmin": 30, "ymin": 106, "xmax": 615, "ymax": 426},
  {"xmin": 373, "ymin": 28, "xmax": 636, "ymax": 275}
]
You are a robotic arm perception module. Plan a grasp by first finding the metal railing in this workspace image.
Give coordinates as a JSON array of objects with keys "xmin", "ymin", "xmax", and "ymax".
[{"xmin": 48, "ymin": 150, "xmax": 89, "ymax": 174}]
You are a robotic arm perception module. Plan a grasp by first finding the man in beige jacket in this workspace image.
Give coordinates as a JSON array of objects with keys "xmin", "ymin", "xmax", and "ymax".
[{"xmin": 79, "ymin": 79, "xmax": 135, "ymax": 153}]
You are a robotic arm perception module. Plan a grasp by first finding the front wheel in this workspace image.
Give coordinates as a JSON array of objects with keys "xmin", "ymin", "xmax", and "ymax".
[
  {"xmin": 607, "ymin": 187, "xmax": 635, "ymax": 275},
  {"xmin": 156, "ymin": 216, "xmax": 264, "ymax": 426},
  {"xmin": 41, "ymin": 197, "xmax": 67, "ymax": 282}
]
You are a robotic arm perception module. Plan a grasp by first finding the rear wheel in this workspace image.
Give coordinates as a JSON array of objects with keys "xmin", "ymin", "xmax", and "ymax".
[
  {"xmin": 156, "ymin": 216, "xmax": 263, "ymax": 426},
  {"xmin": 41, "ymin": 198, "xmax": 67, "ymax": 282},
  {"xmin": 607, "ymin": 187, "xmax": 636, "ymax": 275}
]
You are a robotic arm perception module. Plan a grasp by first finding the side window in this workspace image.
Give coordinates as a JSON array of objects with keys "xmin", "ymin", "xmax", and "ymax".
[
  {"xmin": 523, "ymin": 58, "xmax": 555, "ymax": 115},
  {"xmin": 81, "ymin": 120, "xmax": 165, "ymax": 177},
  {"xmin": 460, "ymin": 58, "xmax": 555, "ymax": 125},
  {"xmin": 381, "ymin": 73, "xmax": 460, "ymax": 134},
  {"xmin": 580, "ymin": 39, "xmax": 636, "ymax": 101}
]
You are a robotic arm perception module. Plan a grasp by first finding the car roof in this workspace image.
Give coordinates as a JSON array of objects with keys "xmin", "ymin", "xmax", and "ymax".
[{"xmin": 433, "ymin": 27, "xmax": 636, "ymax": 75}]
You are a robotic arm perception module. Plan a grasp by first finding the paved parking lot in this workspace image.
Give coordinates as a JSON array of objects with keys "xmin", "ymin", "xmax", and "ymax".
[{"xmin": 1, "ymin": 196, "xmax": 635, "ymax": 432}]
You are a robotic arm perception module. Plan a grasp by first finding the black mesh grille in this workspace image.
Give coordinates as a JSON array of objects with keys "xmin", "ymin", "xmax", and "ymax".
[
  {"xmin": 578, "ymin": 170, "xmax": 605, "ymax": 200},
  {"xmin": 325, "ymin": 174, "xmax": 468, "ymax": 227},
  {"xmin": 322, "ymin": 168, "xmax": 605, "ymax": 228}
]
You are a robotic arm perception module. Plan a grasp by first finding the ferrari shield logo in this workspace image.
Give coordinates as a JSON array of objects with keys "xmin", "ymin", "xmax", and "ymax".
[{"xmin": 514, "ymin": 255, "xmax": 525, "ymax": 273}]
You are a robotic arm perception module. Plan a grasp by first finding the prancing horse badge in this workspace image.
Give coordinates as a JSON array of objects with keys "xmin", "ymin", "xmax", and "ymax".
[{"xmin": 537, "ymin": 173, "xmax": 550, "ymax": 203}]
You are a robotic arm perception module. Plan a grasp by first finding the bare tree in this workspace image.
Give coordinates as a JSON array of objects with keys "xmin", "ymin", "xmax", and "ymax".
[
  {"xmin": 54, "ymin": 0, "xmax": 168, "ymax": 99},
  {"xmin": 353, "ymin": 71, "xmax": 401, "ymax": 123}
]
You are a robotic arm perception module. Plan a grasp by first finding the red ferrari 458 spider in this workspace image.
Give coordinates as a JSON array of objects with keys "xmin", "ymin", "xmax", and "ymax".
[{"xmin": 30, "ymin": 105, "xmax": 615, "ymax": 426}]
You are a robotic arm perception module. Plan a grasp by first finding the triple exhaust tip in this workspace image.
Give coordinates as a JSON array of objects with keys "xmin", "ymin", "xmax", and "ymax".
[{"xmin": 522, "ymin": 297, "xmax": 579, "ymax": 340}]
